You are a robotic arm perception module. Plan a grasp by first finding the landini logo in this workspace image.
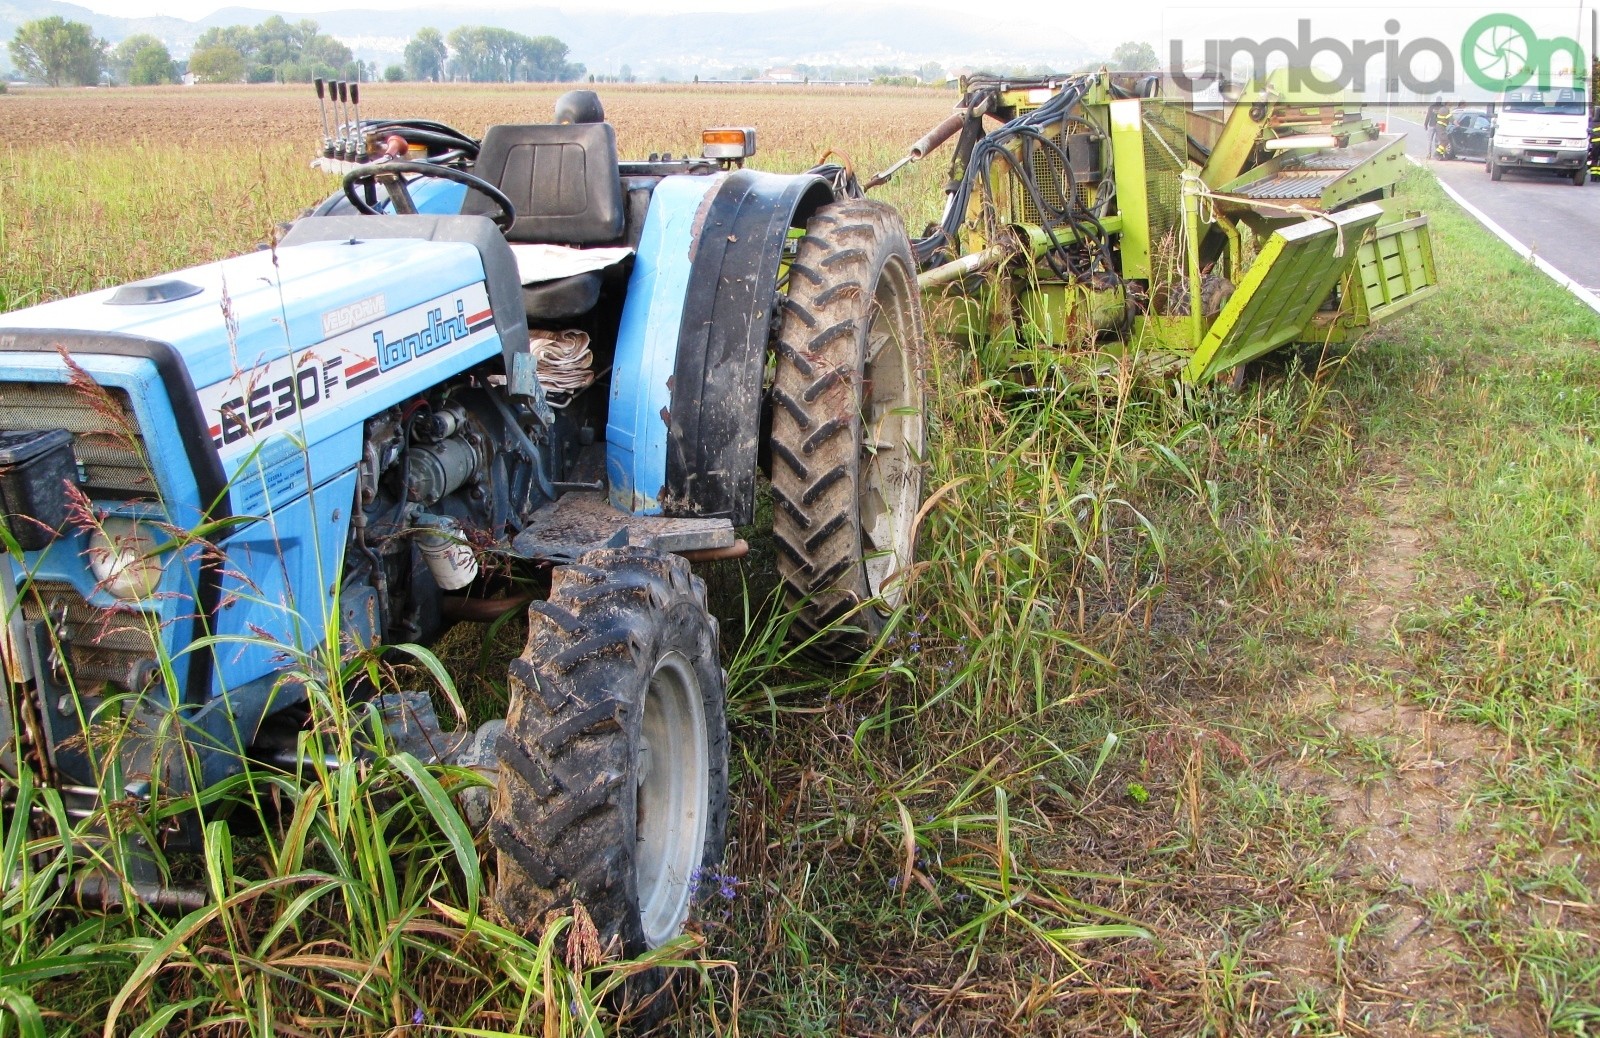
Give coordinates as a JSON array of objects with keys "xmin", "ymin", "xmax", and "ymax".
[{"xmin": 1166, "ymin": 11, "xmax": 1589, "ymax": 98}]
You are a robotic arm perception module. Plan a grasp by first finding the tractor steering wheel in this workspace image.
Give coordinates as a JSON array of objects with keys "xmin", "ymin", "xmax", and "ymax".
[{"xmin": 342, "ymin": 160, "xmax": 517, "ymax": 233}]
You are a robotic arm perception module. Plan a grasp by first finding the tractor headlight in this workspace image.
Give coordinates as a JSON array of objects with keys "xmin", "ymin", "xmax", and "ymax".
[{"xmin": 87, "ymin": 517, "xmax": 167, "ymax": 601}]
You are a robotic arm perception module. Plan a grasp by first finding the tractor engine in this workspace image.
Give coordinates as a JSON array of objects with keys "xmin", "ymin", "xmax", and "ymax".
[{"xmin": 346, "ymin": 378, "xmax": 544, "ymax": 648}]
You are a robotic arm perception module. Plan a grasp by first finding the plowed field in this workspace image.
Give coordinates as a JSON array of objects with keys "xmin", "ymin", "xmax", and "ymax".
[{"xmin": 0, "ymin": 82, "xmax": 951, "ymax": 164}]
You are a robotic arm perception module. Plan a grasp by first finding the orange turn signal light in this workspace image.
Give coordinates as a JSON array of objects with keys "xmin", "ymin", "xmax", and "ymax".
[{"xmin": 702, "ymin": 127, "xmax": 756, "ymax": 159}]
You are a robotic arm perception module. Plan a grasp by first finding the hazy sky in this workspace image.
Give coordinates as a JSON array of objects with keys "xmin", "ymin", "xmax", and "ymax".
[
  {"xmin": 69, "ymin": 0, "xmax": 1038, "ymax": 17},
  {"xmin": 51, "ymin": 0, "xmax": 1600, "ymax": 62},
  {"xmin": 62, "ymin": 0, "xmax": 1573, "ymax": 29}
]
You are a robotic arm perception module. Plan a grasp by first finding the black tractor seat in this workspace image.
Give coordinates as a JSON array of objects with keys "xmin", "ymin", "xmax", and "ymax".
[
  {"xmin": 464, "ymin": 122, "xmax": 628, "ymax": 322},
  {"xmin": 522, "ymin": 272, "xmax": 604, "ymax": 321},
  {"xmin": 465, "ymin": 123, "xmax": 625, "ymax": 246}
]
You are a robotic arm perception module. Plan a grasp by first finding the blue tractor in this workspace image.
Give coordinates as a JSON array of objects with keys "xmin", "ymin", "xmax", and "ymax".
[{"xmin": 0, "ymin": 89, "xmax": 925, "ymax": 992}]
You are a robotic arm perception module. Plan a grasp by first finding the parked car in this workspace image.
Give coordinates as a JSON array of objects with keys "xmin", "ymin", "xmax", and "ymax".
[{"xmin": 1440, "ymin": 110, "xmax": 1491, "ymax": 160}]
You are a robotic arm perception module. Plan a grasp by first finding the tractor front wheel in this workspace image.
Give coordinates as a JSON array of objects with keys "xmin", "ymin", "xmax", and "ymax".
[
  {"xmin": 769, "ymin": 199, "xmax": 926, "ymax": 657},
  {"xmin": 490, "ymin": 546, "xmax": 729, "ymax": 1019}
]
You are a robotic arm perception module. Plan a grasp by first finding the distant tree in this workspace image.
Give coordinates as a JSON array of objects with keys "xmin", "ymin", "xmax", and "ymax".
[
  {"xmin": 109, "ymin": 34, "xmax": 155, "ymax": 82},
  {"xmin": 127, "ymin": 40, "xmax": 175, "ymax": 85},
  {"xmin": 193, "ymin": 25, "xmax": 254, "ymax": 56},
  {"xmin": 188, "ymin": 44, "xmax": 245, "ymax": 83},
  {"xmin": 444, "ymin": 25, "xmax": 583, "ymax": 83},
  {"xmin": 252, "ymin": 15, "xmax": 294, "ymax": 68},
  {"xmin": 1111, "ymin": 41, "xmax": 1159, "ymax": 72},
  {"xmin": 194, "ymin": 18, "xmax": 352, "ymax": 83},
  {"xmin": 9, "ymin": 17, "xmax": 106, "ymax": 87},
  {"xmin": 619, "ymin": 63, "xmax": 635, "ymax": 83},
  {"xmin": 303, "ymin": 34, "xmax": 352, "ymax": 75},
  {"xmin": 404, "ymin": 27, "xmax": 446, "ymax": 82},
  {"xmin": 915, "ymin": 61, "xmax": 945, "ymax": 84},
  {"xmin": 383, "ymin": 63, "xmax": 405, "ymax": 82}
]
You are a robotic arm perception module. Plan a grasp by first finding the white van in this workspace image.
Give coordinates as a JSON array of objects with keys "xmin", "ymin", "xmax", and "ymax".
[{"xmin": 1488, "ymin": 85, "xmax": 1591, "ymax": 185}]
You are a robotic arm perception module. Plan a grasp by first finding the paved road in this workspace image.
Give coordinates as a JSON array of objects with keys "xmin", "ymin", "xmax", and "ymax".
[{"xmin": 1389, "ymin": 115, "xmax": 1600, "ymax": 294}]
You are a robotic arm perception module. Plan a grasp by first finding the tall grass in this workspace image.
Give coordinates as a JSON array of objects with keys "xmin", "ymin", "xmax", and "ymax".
[
  {"xmin": 7, "ymin": 94, "xmax": 1579, "ymax": 1037},
  {"xmin": 0, "ymin": 134, "xmax": 1202, "ymax": 1031}
]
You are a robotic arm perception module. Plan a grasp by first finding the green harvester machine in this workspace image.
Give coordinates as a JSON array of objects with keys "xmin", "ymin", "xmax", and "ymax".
[{"xmin": 874, "ymin": 69, "xmax": 1437, "ymax": 382}]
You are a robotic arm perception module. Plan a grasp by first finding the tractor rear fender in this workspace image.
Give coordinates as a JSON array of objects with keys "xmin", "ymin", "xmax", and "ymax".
[{"xmin": 607, "ymin": 170, "xmax": 833, "ymax": 523}]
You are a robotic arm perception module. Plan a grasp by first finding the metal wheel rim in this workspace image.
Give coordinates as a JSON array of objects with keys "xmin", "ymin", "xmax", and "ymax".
[
  {"xmin": 860, "ymin": 255, "xmax": 923, "ymax": 607},
  {"xmin": 636, "ymin": 649, "xmax": 709, "ymax": 948}
]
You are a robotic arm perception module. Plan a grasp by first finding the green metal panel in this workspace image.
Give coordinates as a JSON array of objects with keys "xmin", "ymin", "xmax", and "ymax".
[
  {"xmin": 1018, "ymin": 282, "xmax": 1128, "ymax": 347},
  {"xmin": 1183, "ymin": 203, "xmax": 1383, "ymax": 382},
  {"xmin": 1110, "ymin": 99, "xmax": 1151, "ymax": 281},
  {"xmin": 1306, "ymin": 212, "xmax": 1439, "ymax": 344},
  {"xmin": 1354, "ymin": 214, "xmax": 1435, "ymax": 316}
]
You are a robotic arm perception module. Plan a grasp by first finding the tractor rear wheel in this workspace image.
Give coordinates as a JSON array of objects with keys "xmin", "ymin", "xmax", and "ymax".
[
  {"xmin": 490, "ymin": 546, "xmax": 728, "ymax": 1019},
  {"xmin": 769, "ymin": 198, "xmax": 926, "ymax": 658}
]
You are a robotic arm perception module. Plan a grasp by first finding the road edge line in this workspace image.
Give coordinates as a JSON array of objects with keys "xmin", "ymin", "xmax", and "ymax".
[{"xmin": 1397, "ymin": 142, "xmax": 1600, "ymax": 317}]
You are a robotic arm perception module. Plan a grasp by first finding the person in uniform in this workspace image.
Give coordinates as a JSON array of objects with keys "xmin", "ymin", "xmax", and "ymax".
[
  {"xmin": 1589, "ymin": 109, "xmax": 1600, "ymax": 181},
  {"xmin": 1425, "ymin": 99, "xmax": 1444, "ymax": 157}
]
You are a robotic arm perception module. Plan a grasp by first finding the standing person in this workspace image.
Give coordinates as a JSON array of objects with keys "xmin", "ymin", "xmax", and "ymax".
[
  {"xmin": 1425, "ymin": 98, "xmax": 1444, "ymax": 156},
  {"xmin": 1589, "ymin": 109, "xmax": 1600, "ymax": 181}
]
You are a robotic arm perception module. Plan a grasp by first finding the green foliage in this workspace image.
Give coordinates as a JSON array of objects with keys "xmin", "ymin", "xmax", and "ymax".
[
  {"xmin": 192, "ymin": 16, "xmax": 353, "ymax": 84},
  {"xmin": 8, "ymin": 17, "xmax": 105, "ymax": 87},
  {"xmin": 383, "ymin": 63, "xmax": 405, "ymax": 82},
  {"xmin": 109, "ymin": 35, "xmax": 176, "ymax": 86},
  {"xmin": 403, "ymin": 27, "xmax": 447, "ymax": 82},
  {"xmin": 187, "ymin": 44, "xmax": 245, "ymax": 84},
  {"xmin": 128, "ymin": 48, "xmax": 175, "ymax": 86},
  {"xmin": 1111, "ymin": 40, "xmax": 1159, "ymax": 72},
  {"xmin": 444, "ymin": 25, "xmax": 584, "ymax": 83}
]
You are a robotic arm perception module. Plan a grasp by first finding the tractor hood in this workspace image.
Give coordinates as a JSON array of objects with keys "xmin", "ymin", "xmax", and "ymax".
[
  {"xmin": 0, "ymin": 237, "xmax": 491, "ymax": 394},
  {"xmin": 0, "ymin": 233, "xmax": 506, "ymax": 514}
]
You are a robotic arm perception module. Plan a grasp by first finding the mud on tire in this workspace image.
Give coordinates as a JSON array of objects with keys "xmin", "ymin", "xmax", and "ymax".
[
  {"xmin": 490, "ymin": 545, "xmax": 729, "ymax": 1016},
  {"xmin": 769, "ymin": 198, "xmax": 926, "ymax": 658}
]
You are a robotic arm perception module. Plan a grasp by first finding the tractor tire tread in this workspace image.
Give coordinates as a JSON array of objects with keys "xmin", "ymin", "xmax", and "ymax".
[
  {"xmin": 768, "ymin": 198, "xmax": 924, "ymax": 657},
  {"xmin": 492, "ymin": 544, "xmax": 729, "ymax": 1025}
]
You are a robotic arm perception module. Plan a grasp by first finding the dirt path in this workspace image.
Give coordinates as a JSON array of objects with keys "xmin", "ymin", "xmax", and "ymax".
[{"xmin": 1266, "ymin": 481, "xmax": 1526, "ymax": 1036}]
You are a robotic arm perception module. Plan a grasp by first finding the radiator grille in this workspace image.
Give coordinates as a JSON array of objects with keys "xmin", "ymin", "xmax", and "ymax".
[
  {"xmin": 0, "ymin": 382, "xmax": 155, "ymax": 498},
  {"xmin": 20, "ymin": 581, "xmax": 160, "ymax": 691}
]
